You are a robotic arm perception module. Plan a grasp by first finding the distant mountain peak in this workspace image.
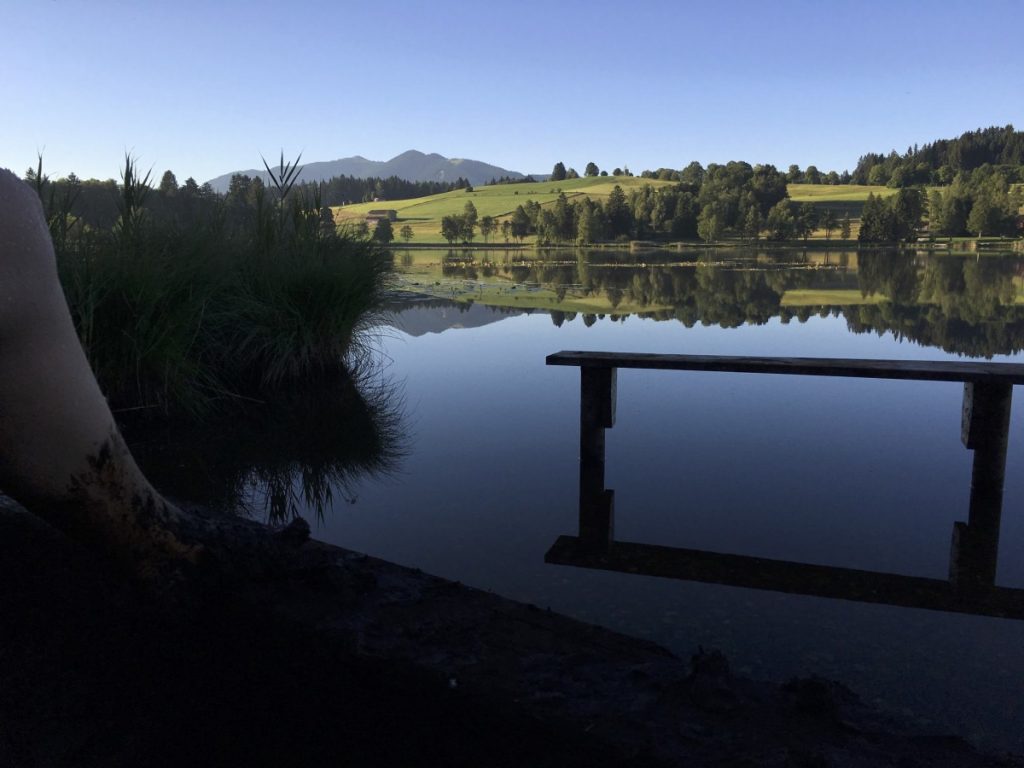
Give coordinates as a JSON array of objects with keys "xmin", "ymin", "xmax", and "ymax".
[{"xmin": 205, "ymin": 150, "xmax": 524, "ymax": 192}]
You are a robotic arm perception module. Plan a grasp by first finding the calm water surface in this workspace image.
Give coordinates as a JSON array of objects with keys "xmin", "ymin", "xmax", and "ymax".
[{"xmin": 157, "ymin": 250, "xmax": 1024, "ymax": 751}]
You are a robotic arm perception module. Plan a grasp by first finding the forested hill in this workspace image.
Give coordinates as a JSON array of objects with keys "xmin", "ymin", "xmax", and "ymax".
[
  {"xmin": 850, "ymin": 125, "xmax": 1024, "ymax": 186},
  {"xmin": 206, "ymin": 150, "xmax": 525, "ymax": 192},
  {"xmin": 202, "ymin": 126, "xmax": 1023, "ymax": 195}
]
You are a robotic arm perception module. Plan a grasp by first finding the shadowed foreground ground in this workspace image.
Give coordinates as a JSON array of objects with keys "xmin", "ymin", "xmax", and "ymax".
[
  {"xmin": 0, "ymin": 501, "xmax": 631, "ymax": 768},
  {"xmin": 1, "ymin": 498, "xmax": 1019, "ymax": 768}
]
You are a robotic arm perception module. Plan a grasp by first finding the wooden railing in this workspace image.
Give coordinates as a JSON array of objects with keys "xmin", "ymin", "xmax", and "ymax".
[{"xmin": 545, "ymin": 351, "xmax": 1024, "ymax": 618}]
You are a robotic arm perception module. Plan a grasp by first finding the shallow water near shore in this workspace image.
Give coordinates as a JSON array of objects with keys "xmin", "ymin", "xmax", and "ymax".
[{"xmin": 148, "ymin": 249, "xmax": 1024, "ymax": 752}]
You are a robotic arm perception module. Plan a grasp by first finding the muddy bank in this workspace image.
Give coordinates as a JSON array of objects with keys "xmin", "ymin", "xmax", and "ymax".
[{"xmin": 0, "ymin": 498, "xmax": 1018, "ymax": 767}]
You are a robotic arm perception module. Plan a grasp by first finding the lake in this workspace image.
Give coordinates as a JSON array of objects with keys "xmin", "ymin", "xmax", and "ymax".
[{"xmin": 138, "ymin": 248, "xmax": 1024, "ymax": 752}]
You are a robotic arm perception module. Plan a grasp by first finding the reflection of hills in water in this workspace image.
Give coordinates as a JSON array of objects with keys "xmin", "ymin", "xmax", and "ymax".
[
  {"xmin": 412, "ymin": 250, "xmax": 1024, "ymax": 358},
  {"xmin": 385, "ymin": 298, "xmax": 524, "ymax": 336}
]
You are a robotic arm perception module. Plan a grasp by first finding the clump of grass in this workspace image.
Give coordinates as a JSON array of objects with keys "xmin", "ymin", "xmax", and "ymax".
[
  {"xmin": 40, "ymin": 154, "xmax": 393, "ymax": 417},
  {"xmin": 217, "ymin": 231, "xmax": 392, "ymax": 390},
  {"xmin": 62, "ymin": 223, "xmax": 227, "ymax": 415}
]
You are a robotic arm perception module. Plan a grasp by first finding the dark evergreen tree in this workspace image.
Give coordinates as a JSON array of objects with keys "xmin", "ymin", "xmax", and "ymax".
[
  {"xmin": 372, "ymin": 218, "xmax": 394, "ymax": 243},
  {"xmin": 158, "ymin": 170, "xmax": 178, "ymax": 196},
  {"xmin": 605, "ymin": 185, "xmax": 632, "ymax": 237},
  {"xmin": 858, "ymin": 193, "xmax": 890, "ymax": 242}
]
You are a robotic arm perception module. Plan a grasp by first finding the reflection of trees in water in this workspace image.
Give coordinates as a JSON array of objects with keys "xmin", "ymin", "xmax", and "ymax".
[
  {"xmin": 448, "ymin": 256, "xmax": 831, "ymax": 329},
  {"xmin": 857, "ymin": 252, "xmax": 921, "ymax": 304},
  {"xmin": 550, "ymin": 310, "xmax": 577, "ymax": 327},
  {"xmin": 441, "ymin": 251, "xmax": 1024, "ymax": 357},
  {"xmin": 692, "ymin": 268, "xmax": 799, "ymax": 326},
  {"xmin": 845, "ymin": 304, "xmax": 1024, "ymax": 358},
  {"xmin": 852, "ymin": 254, "xmax": 1024, "ymax": 357},
  {"xmin": 920, "ymin": 258, "xmax": 1017, "ymax": 323},
  {"xmin": 125, "ymin": 370, "xmax": 406, "ymax": 524}
]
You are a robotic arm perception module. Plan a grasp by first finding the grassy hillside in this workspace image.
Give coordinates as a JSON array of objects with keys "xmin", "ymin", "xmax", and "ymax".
[
  {"xmin": 786, "ymin": 183, "xmax": 894, "ymax": 202},
  {"xmin": 334, "ymin": 179, "xmax": 905, "ymax": 245},
  {"xmin": 332, "ymin": 176, "xmax": 675, "ymax": 244},
  {"xmin": 787, "ymin": 183, "xmax": 896, "ymax": 239}
]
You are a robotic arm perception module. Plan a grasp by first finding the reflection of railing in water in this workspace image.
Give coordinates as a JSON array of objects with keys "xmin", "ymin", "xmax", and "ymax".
[{"xmin": 545, "ymin": 351, "xmax": 1024, "ymax": 619}]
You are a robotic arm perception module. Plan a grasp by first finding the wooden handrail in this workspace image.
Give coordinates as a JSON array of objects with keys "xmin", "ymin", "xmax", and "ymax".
[
  {"xmin": 546, "ymin": 350, "xmax": 1019, "ymax": 617},
  {"xmin": 546, "ymin": 351, "xmax": 1024, "ymax": 384}
]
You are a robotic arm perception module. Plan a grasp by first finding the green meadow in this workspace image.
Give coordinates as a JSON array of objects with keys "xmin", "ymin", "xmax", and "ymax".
[
  {"xmin": 786, "ymin": 183, "xmax": 894, "ymax": 203},
  {"xmin": 335, "ymin": 179, "xmax": 918, "ymax": 245},
  {"xmin": 786, "ymin": 183, "xmax": 896, "ymax": 239},
  {"xmin": 333, "ymin": 176, "xmax": 675, "ymax": 244},
  {"xmin": 779, "ymin": 289, "xmax": 885, "ymax": 306}
]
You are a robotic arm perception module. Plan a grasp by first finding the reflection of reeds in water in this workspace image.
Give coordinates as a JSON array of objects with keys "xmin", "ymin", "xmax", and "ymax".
[{"xmin": 125, "ymin": 368, "xmax": 406, "ymax": 525}]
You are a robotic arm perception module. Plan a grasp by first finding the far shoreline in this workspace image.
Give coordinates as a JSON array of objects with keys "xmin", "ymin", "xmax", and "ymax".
[{"xmin": 386, "ymin": 238, "xmax": 1024, "ymax": 253}]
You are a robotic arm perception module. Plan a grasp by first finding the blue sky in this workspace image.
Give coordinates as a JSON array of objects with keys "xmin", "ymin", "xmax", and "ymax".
[{"xmin": 2, "ymin": 0, "xmax": 1022, "ymax": 183}]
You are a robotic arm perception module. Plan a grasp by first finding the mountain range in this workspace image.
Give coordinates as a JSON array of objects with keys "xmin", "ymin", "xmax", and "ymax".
[{"xmin": 206, "ymin": 150, "xmax": 530, "ymax": 192}]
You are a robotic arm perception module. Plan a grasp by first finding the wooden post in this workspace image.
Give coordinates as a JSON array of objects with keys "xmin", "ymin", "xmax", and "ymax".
[
  {"xmin": 951, "ymin": 381, "xmax": 1013, "ymax": 589},
  {"xmin": 579, "ymin": 366, "xmax": 616, "ymax": 549}
]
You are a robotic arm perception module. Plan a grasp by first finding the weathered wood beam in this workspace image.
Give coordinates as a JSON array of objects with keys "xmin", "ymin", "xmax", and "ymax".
[
  {"xmin": 546, "ymin": 536, "xmax": 1024, "ymax": 620},
  {"xmin": 951, "ymin": 381, "xmax": 1013, "ymax": 589},
  {"xmin": 579, "ymin": 367, "xmax": 616, "ymax": 550},
  {"xmin": 547, "ymin": 351, "xmax": 1024, "ymax": 384}
]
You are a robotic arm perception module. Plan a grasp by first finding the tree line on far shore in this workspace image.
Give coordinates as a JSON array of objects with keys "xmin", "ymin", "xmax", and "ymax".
[
  {"xmin": 857, "ymin": 165, "xmax": 1023, "ymax": 243},
  {"xmin": 437, "ymin": 163, "xmax": 856, "ymax": 245},
  {"xmin": 437, "ymin": 151, "xmax": 1022, "ymax": 245},
  {"xmin": 545, "ymin": 126, "xmax": 1024, "ymax": 190}
]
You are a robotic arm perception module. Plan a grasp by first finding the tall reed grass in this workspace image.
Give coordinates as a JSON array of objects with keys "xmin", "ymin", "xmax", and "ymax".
[{"xmin": 37, "ymin": 155, "xmax": 393, "ymax": 417}]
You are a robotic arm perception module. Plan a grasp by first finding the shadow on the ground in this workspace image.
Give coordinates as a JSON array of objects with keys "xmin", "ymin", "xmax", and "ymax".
[{"xmin": 0, "ymin": 503, "xmax": 645, "ymax": 768}]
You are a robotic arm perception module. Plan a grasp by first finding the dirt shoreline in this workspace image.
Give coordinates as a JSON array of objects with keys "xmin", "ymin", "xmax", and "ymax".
[{"xmin": 1, "ymin": 498, "xmax": 1019, "ymax": 767}]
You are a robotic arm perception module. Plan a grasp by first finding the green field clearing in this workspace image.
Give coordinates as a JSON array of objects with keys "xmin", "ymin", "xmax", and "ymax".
[
  {"xmin": 334, "ymin": 179, "xmax": 930, "ymax": 245},
  {"xmin": 780, "ymin": 289, "xmax": 884, "ymax": 306},
  {"xmin": 786, "ymin": 184, "xmax": 906, "ymax": 239},
  {"xmin": 333, "ymin": 177, "xmax": 675, "ymax": 244},
  {"xmin": 786, "ymin": 184, "xmax": 894, "ymax": 202}
]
